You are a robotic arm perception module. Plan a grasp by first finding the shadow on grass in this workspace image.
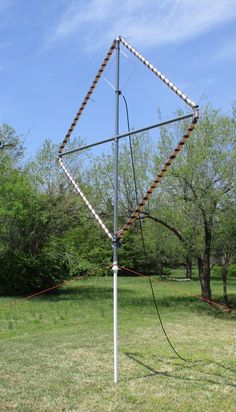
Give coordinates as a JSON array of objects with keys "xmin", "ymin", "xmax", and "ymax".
[
  {"xmin": 33, "ymin": 284, "xmax": 236, "ymax": 318},
  {"xmin": 123, "ymin": 352, "xmax": 236, "ymax": 387},
  {"xmin": 152, "ymin": 354, "xmax": 236, "ymax": 375},
  {"xmin": 35, "ymin": 284, "xmax": 199, "ymax": 305},
  {"xmin": 34, "ymin": 285, "xmax": 122, "ymax": 302}
]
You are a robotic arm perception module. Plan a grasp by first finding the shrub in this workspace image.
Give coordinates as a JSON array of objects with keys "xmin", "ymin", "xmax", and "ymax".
[
  {"xmin": 212, "ymin": 263, "xmax": 236, "ymax": 278},
  {"xmin": 0, "ymin": 250, "xmax": 70, "ymax": 296}
]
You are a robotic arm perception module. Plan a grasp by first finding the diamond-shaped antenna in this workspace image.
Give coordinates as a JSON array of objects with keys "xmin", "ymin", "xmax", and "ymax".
[{"xmin": 58, "ymin": 36, "xmax": 199, "ymax": 383}]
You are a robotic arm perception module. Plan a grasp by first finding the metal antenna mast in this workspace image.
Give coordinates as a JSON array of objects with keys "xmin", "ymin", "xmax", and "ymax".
[{"xmin": 113, "ymin": 38, "xmax": 120, "ymax": 384}]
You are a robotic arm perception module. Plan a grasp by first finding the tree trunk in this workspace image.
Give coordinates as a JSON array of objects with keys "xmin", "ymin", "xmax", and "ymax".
[
  {"xmin": 197, "ymin": 215, "xmax": 213, "ymax": 300},
  {"xmin": 185, "ymin": 254, "xmax": 192, "ymax": 279},
  {"xmin": 159, "ymin": 263, "xmax": 164, "ymax": 278},
  {"xmin": 220, "ymin": 254, "xmax": 230, "ymax": 305},
  {"xmin": 221, "ymin": 267, "xmax": 228, "ymax": 304},
  {"xmin": 197, "ymin": 256, "xmax": 212, "ymax": 300}
]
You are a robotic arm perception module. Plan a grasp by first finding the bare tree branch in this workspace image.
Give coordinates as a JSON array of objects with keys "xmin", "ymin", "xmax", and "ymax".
[{"xmin": 0, "ymin": 142, "xmax": 16, "ymax": 150}]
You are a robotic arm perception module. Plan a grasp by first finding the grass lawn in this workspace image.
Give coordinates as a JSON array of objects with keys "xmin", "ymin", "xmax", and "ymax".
[{"xmin": 0, "ymin": 272, "xmax": 235, "ymax": 411}]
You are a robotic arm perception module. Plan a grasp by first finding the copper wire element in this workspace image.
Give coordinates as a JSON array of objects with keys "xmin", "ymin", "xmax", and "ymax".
[
  {"xmin": 59, "ymin": 41, "xmax": 116, "ymax": 154},
  {"xmin": 58, "ymin": 37, "xmax": 199, "ymax": 243},
  {"xmin": 117, "ymin": 111, "xmax": 199, "ymax": 240}
]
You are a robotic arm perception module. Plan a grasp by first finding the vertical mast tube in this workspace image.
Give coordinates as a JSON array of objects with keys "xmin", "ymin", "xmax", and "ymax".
[{"xmin": 113, "ymin": 38, "xmax": 120, "ymax": 384}]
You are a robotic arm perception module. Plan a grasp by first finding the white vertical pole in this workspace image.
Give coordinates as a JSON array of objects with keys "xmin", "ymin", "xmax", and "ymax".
[
  {"xmin": 113, "ymin": 261, "xmax": 118, "ymax": 383},
  {"xmin": 113, "ymin": 38, "xmax": 120, "ymax": 384}
]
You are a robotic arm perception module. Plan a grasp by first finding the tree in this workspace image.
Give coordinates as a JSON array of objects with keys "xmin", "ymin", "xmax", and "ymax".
[
  {"xmin": 0, "ymin": 124, "xmax": 23, "ymax": 163},
  {"xmin": 213, "ymin": 199, "xmax": 236, "ymax": 304},
  {"xmin": 145, "ymin": 103, "xmax": 236, "ymax": 299}
]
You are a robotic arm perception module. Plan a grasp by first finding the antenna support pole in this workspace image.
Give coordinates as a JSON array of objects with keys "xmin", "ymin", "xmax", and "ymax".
[{"xmin": 112, "ymin": 38, "xmax": 120, "ymax": 384}]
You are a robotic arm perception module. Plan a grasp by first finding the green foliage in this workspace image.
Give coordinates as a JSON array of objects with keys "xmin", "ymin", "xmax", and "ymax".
[
  {"xmin": 212, "ymin": 263, "xmax": 236, "ymax": 278},
  {"xmin": 0, "ymin": 164, "xmax": 70, "ymax": 295},
  {"xmin": 0, "ymin": 250, "xmax": 69, "ymax": 295},
  {"xmin": 0, "ymin": 102, "xmax": 235, "ymax": 297},
  {"xmin": 229, "ymin": 263, "xmax": 236, "ymax": 277},
  {"xmin": 0, "ymin": 123, "xmax": 24, "ymax": 164}
]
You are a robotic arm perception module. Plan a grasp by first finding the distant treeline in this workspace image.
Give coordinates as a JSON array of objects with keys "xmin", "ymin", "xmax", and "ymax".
[{"xmin": 0, "ymin": 103, "xmax": 235, "ymax": 303}]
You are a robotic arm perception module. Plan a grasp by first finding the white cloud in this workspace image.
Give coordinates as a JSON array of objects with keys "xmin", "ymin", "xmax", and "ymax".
[
  {"xmin": 50, "ymin": 0, "xmax": 113, "ymax": 41},
  {"xmin": 46, "ymin": 0, "xmax": 236, "ymax": 50}
]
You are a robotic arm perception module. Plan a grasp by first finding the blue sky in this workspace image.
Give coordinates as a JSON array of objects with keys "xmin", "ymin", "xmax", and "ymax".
[{"xmin": 1, "ymin": 0, "xmax": 236, "ymax": 158}]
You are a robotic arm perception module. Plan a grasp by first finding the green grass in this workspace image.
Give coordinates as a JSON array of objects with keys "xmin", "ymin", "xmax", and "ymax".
[{"xmin": 0, "ymin": 273, "xmax": 235, "ymax": 411}]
